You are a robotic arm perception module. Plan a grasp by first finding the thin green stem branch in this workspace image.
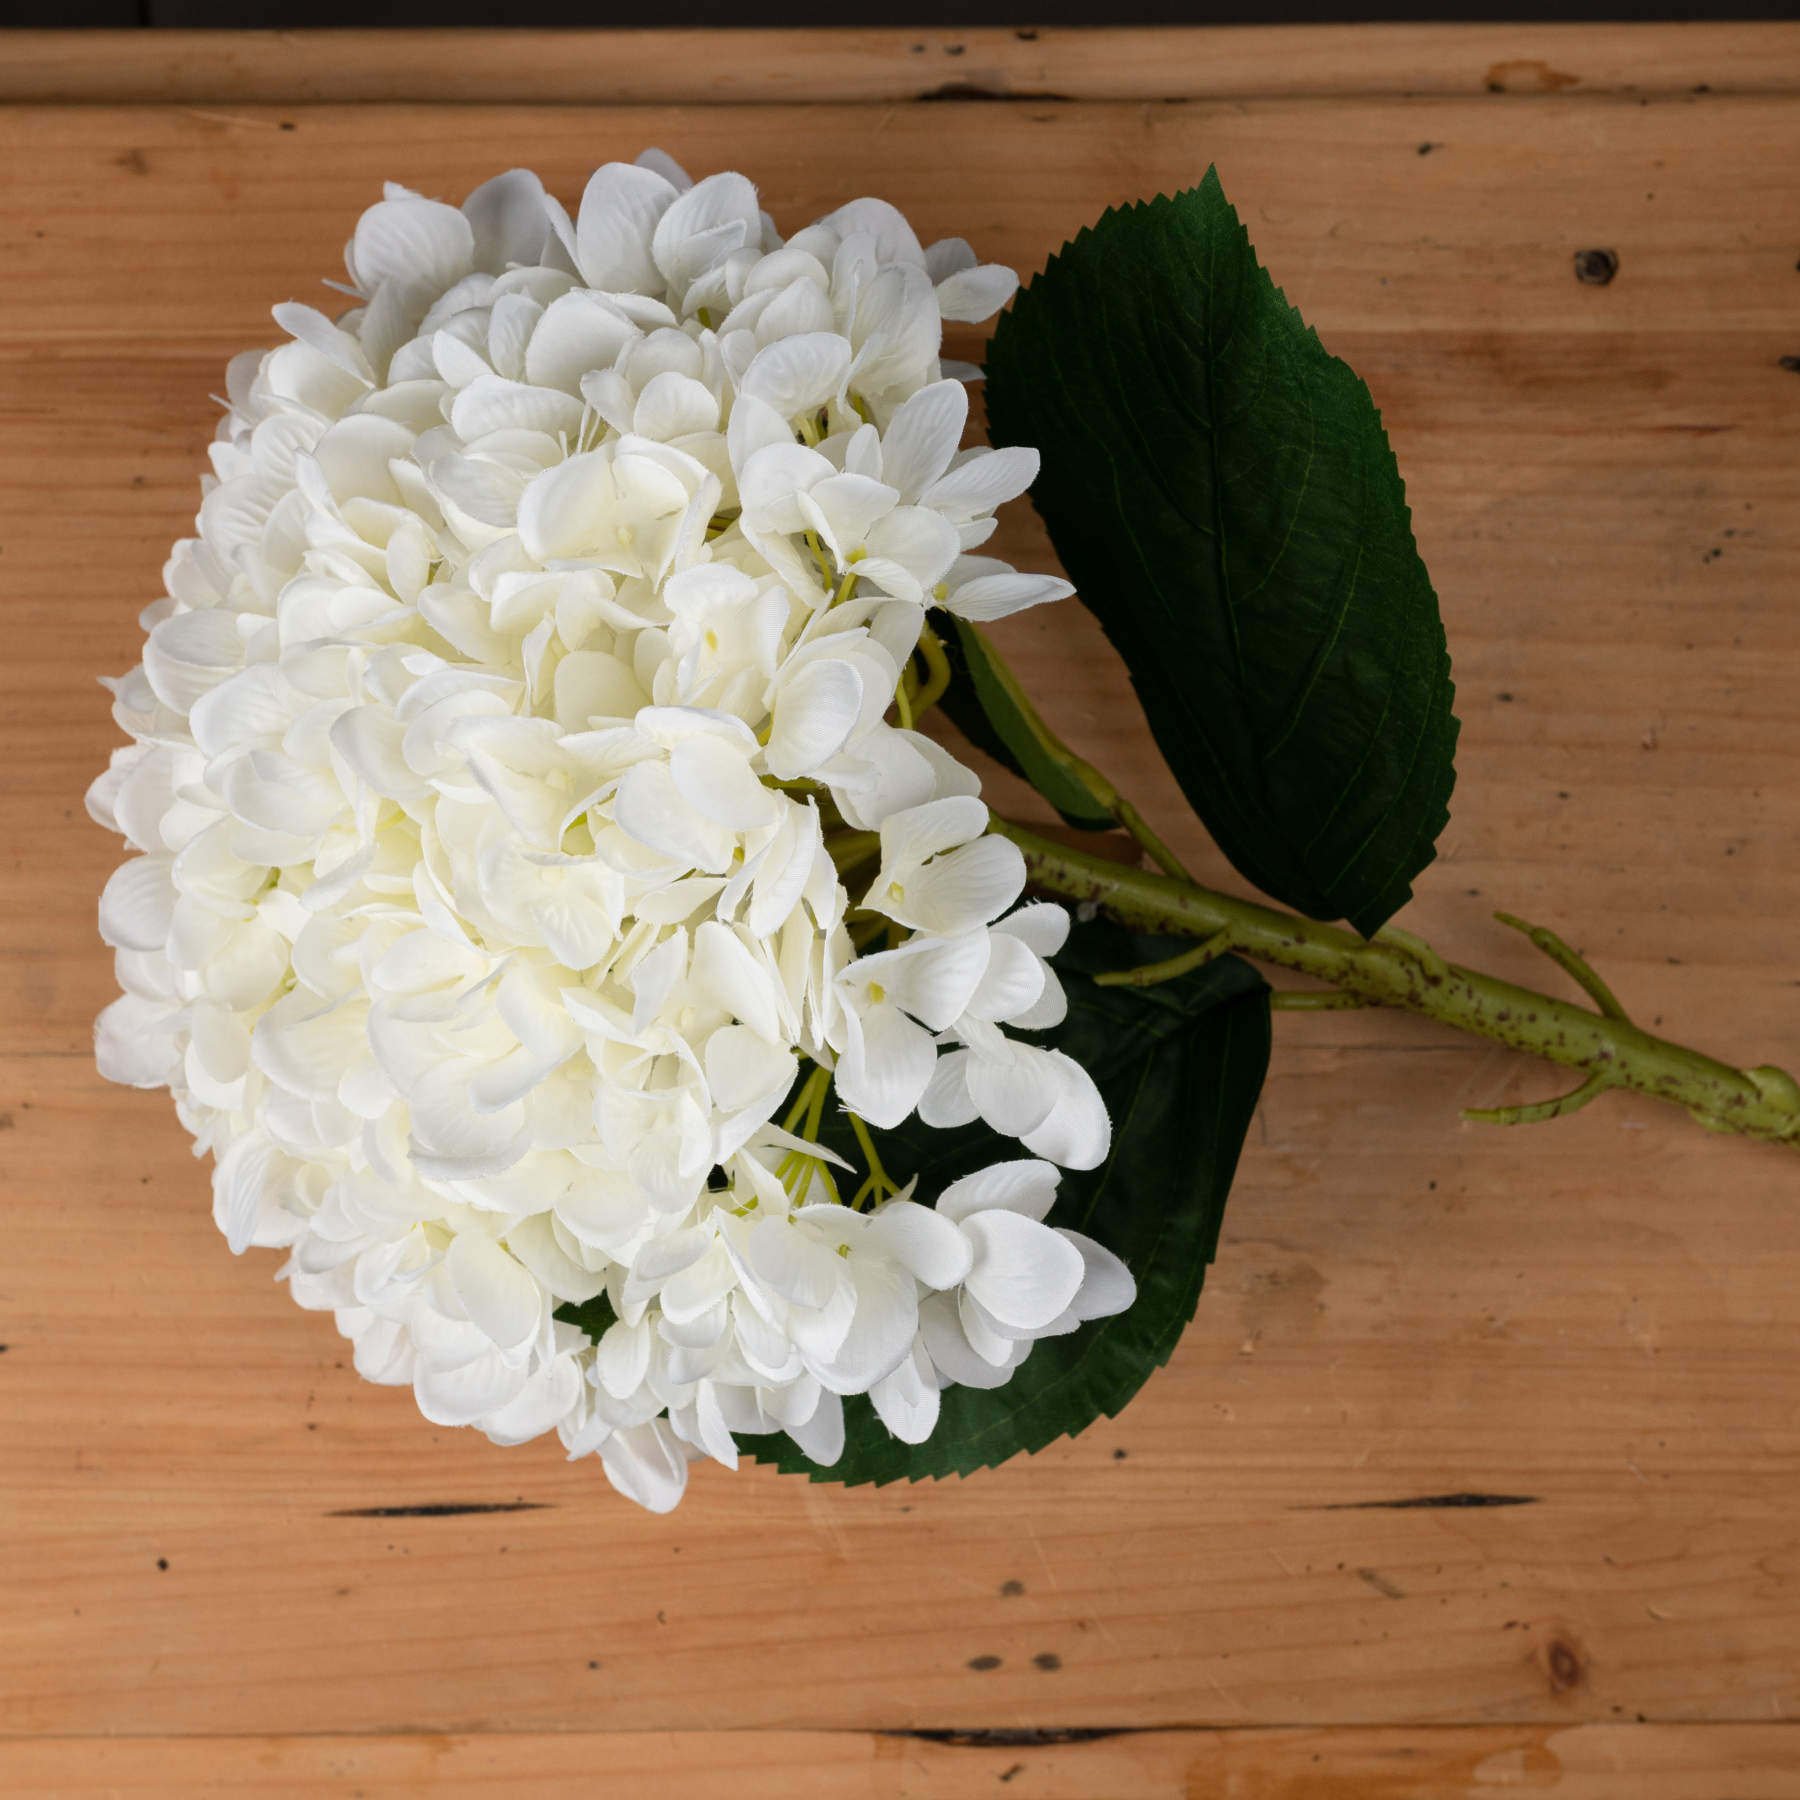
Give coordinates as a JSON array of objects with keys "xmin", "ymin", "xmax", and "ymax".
[{"xmin": 989, "ymin": 817, "xmax": 1800, "ymax": 1147}]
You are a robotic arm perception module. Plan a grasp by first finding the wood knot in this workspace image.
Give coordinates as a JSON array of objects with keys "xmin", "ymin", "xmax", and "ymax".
[
  {"xmin": 1545, "ymin": 1635, "xmax": 1586, "ymax": 1692},
  {"xmin": 1574, "ymin": 249, "xmax": 1619, "ymax": 286}
]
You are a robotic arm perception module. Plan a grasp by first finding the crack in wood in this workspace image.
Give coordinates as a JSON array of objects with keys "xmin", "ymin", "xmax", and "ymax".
[
  {"xmin": 327, "ymin": 1502, "xmax": 552, "ymax": 1518},
  {"xmin": 917, "ymin": 84, "xmax": 1077, "ymax": 102},
  {"xmin": 893, "ymin": 1728, "xmax": 1137, "ymax": 1749},
  {"xmin": 1294, "ymin": 1492, "xmax": 1539, "ymax": 1511}
]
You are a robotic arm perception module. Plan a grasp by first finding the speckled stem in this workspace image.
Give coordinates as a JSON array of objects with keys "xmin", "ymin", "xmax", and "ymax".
[{"xmin": 991, "ymin": 818, "xmax": 1800, "ymax": 1147}]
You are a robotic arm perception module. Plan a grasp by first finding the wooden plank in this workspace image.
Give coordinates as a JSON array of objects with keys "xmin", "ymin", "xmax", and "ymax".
[
  {"xmin": 2, "ymin": 24, "xmax": 1798, "ymax": 107},
  {"xmin": 7, "ymin": 1023, "xmax": 1800, "ymax": 1736},
  {"xmin": 5, "ymin": 98, "xmax": 1800, "ymax": 352},
  {"xmin": 9, "ymin": 1726, "xmax": 1800, "ymax": 1797},
  {"xmin": 5, "ymin": 64, "xmax": 1800, "ymax": 1765}
]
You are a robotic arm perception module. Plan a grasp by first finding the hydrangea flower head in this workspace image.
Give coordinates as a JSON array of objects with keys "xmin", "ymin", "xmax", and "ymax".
[{"xmin": 89, "ymin": 152, "xmax": 1130, "ymax": 1511}]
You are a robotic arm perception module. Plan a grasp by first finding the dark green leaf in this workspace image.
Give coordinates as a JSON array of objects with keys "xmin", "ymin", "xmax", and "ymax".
[
  {"xmin": 554, "ymin": 1291, "xmax": 618, "ymax": 1341},
  {"xmin": 984, "ymin": 169, "xmax": 1459, "ymax": 937},
  {"xmin": 935, "ymin": 617, "xmax": 1116, "ymax": 831},
  {"xmin": 745, "ymin": 915, "xmax": 1270, "ymax": 1486}
]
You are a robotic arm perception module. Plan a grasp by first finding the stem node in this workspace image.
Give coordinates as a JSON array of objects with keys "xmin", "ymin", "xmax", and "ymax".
[
  {"xmin": 1494, "ymin": 911, "xmax": 1629, "ymax": 1021},
  {"xmin": 1463, "ymin": 1068, "xmax": 1614, "ymax": 1127}
]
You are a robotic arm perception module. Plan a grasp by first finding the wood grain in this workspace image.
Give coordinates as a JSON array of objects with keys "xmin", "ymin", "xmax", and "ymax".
[
  {"xmin": 10, "ymin": 1726, "xmax": 1800, "ymax": 1798},
  {"xmin": 4, "ymin": 30, "xmax": 1800, "ymax": 1796},
  {"xmin": 2, "ymin": 23, "xmax": 1798, "ymax": 106}
]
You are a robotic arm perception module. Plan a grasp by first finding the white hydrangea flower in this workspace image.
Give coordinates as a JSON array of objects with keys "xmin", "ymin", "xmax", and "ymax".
[{"xmin": 89, "ymin": 151, "xmax": 1128, "ymax": 1512}]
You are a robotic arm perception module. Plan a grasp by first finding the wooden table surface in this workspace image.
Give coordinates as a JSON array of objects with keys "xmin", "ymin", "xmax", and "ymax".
[{"xmin": 5, "ymin": 23, "xmax": 1800, "ymax": 1798}]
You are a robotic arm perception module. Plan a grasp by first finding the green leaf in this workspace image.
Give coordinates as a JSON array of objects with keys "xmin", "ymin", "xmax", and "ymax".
[
  {"xmin": 554, "ymin": 1291, "xmax": 618, "ymax": 1341},
  {"xmin": 984, "ymin": 169, "xmax": 1459, "ymax": 938},
  {"xmin": 745, "ymin": 916, "xmax": 1270, "ymax": 1486},
  {"xmin": 935, "ymin": 617, "xmax": 1116, "ymax": 831}
]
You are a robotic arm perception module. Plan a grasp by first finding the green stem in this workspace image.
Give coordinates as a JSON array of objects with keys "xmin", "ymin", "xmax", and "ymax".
[
  {"xmin": 846, "ymin": 1110, "xmax": 899, "ymax": 1211},
  {"xmin": 989, "ymin": 817, "xmax": 1800, "ymax": 1147},
  {"xmin": 958, "ymin": 621, "xmax": 1191, "ymax": 880}
]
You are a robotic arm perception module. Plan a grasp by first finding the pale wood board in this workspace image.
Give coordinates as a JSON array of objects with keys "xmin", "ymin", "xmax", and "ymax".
[
  {"xmin": 10, "ymin": 1725, "xmax": 1800, "ymax": 1798},
  {"xmin": 1, "ymin": 23, "xmax": 1799, "ymax": 105},
  {"xmin": 3, "ymin": 29, "xmax": 1800, "ymax": 1797}
]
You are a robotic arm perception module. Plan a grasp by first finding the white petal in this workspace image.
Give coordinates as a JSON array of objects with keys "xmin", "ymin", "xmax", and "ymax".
[
  {"xmin": 414, "ymin": 1350, "xmax": 528, "ymax": 1429},
  {"xmin": 962, "ymin": 1209, "xmax": 1085, "ymax": 1332},
  {"xmin": 446, "ymin": 1230, "xmax": 543, "ymax": 1352},
  {"xmin": 349, "ymin": 196, "xmax": 474, "ymax": 299},
  {"xmin": 556, "ymin": 1175, "xmax": 649, "ymax": 1256},
  {"xmin": 670, "ymin": 733, "xmax": 781, "ymax": 831},
  {"xmin": 251, "ymin": 991, "xmax": 368, "ymax": 1104},
  {"xmin": 652, "ymin": 171, "xmax": 759, "ymax": 285},
  {"xmin": 575, "ymin": 162, "xmax": 678, "ymax": 294},
  {"xmin": 692, "ymin": 920, "xmax": 782, "ymax": 1042},
  {"xmin": 876, "ymin": 794, "xmax": 986, "ymax": 871},
  {"xmin": 765, "ymin": 659, "xmax": 863, "ymax": 781},
  {"xmin": 629, "ymin": 927, "xmax": 688, "ymax": 1034},
  {"xmin": 823, "ymin": 197, "xmax": 926, "ymax": 267},
  {"xmin": 834, "ymin": 1004, "xmax": 936, "ymax": 1131},
  {"xmin": 965, "ymin": 930, "xmax": 1045, "ymax": 1023},
  {"xmin": 630, "ymin": 1219, "xmax": 710, "ymax": 1288},
  {"xmin": 461, "ymin": 167, "xmax": 552, "ymax": 273},
  {"xmin": 921, "ymin": 446, "xmax": 1039, "ymax": 520},
  {"xmin": 917, "ymin": 1291, "xmax": 1018, "ymax": 1388},
  {"xmin": 935, "ymin": 263, "xmax": 1019, "ymax": 323},
  {"xmin": 1019, "ymin": 1051, "xmax": 1112, "ymax": 1171},
  {"xmin": 525, "ymin": 289, "xmax": 639, "ymax": 391},
  {"xmin": 923, "ymin": 236, "xmax": 977, "ymax": 284},
  {"xmin": 784, "ymin": 1389, "xmax": 845, "ymax": 1468},
  {"xmin": 450, "ymin": 374, "xmax": 585, "ymax": 441},
  {"xmin": 693, "ymin": 1380, "xmax": 741, "ymax": 1470},
  {"xmin": 917, "ymin": 1050, "xmax": 979, "ymax": 1129},
  {"xmin": 482, "ymin": 1356, "xmax": 583, "ymax": 1446},
  {"xmin": 967, "ymin": 1045, "xmax": 1058, "ymax": 1140},
  {"xmin": 330, "ymin": 705, "xmax": 428, "ymax": 803},
  {"xmin": 597, "ymin": 1317, "xmax": 652, "ymax": 1399},
  {"xmin": 809, "ymin": 1258, "xmax": 918, "ymax": 1395},
  {"xmin": 633, "ymin": 370, "xmax": 719, "ymax": 441},
  {"xmin": 869, "ymin": 1339, "xmax": 942, "ymax": 1443},
  {"xmin": 936, "ymin": 1159, "xmax": 1060, "ymax": 1224},
  {"xmin": 809, "ymin": 472, "xmax": 899, "ymax": 555},
  {"xmin": 212, "ymin": 1132, "xmax": 276, "ymax": 1256},
  {"xmin": 740, "ymin": 332, "xmax": 853, "ymax": 419},
  {"xmin": 635, "ymin": 147, "xmax": 693, "ymax": 191},
  {"xmin": 1058, "ymin": 1229, "xmax": 1138, "ymax": 1321},
  {"xmin": 95, "ymin": 993, "xmax": 181, "ymax": 1089},
  {"xmin": 858, "ymin": 931, "xmax": 991, "ymax": 1033},
  {"xmin": 941, "ymin": 571, "xmax": 1074, "ymax": 623},
  {"xmin": 993, "ymin": 901, "xmax": 1070, "ymax": 959},
  {"xmin": 862, "ymin": 1199, "xmax": 973, "ymax": 1290},
  {"xmin": 506, "ymin": 1213, "xmax": 609, "ymax": 1305},
  {"xmin": 747, "ymin": 1216, "xmax": 845, "ymax": 1309},
  {"xmin": 897, "ymin": 837, "xmax": 1026, "ymax": 935},
  {"xmin": 613, "ymin": 761, "xmax": 735, "ymax": 873},
  {"xmin": 705, "ymin": 1024, "xmax": 794, "ymax": 1114},
  {"xmin": 880, "ymin": 378, "xmax": 967, "ymax": 501},
  {"xmin": 553, "ymin": 650, "xmax": 646, "ymax": 727},
  {"xmin": 98, "ymin": 854, "xmax": 175, "ymax": 952},
  {"xmin": 189, "ymin": 664, "xmax": 292, "ymax": 760},
  {"xmin": 600, "ymin": 1418, "xmax": 691, "ymax": 1512},
  {"xmin": 408, "ymin": 1071, "xmax": 529, "ymax": 1178},
  {"xmin": 859, "ymin": 507, "xmax": 959, "ymax": 597}
]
